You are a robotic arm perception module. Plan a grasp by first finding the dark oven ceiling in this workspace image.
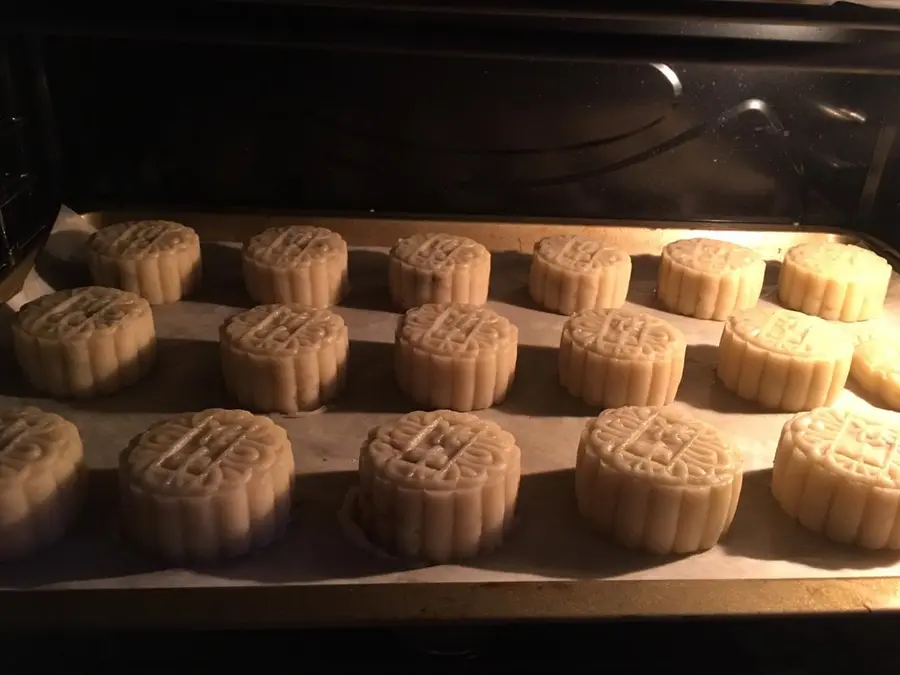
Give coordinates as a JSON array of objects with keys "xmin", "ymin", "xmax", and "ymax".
[{"xmin": 9, "ymin": 0, "xmax": 900, "ymax": 74}]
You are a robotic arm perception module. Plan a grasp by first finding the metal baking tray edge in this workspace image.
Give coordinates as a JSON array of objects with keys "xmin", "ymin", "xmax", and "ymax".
[{"xmin": 2, "ymin": 210, "xmax": 899, "ymax": 631}]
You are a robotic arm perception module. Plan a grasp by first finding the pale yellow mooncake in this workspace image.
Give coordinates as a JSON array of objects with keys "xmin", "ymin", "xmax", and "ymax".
[
  {"xmin": 850, "ymin": 336, "xmax": 900, "ymax": 410},
  {"xmin": 575, "ymin": 406, "xmax": 743, "ymax": 555},
  {"xmin": 12, "ymin": 286, "xmax": 156, "ymax": 398},
  {"xmin": 772, "ymin": 407, "xmax": 900, "ymax": 549},
  {"xmin": 717, "ymin": 306, "xmax": 853, "ymax": 412},
  {"xmin": 87, "ymin": 220, "xmax": 202, "ymax": 305},
  {"xmin": 394, "ymin": 302, "xmax": 517, "ymax": 412},
  {"xmin": 529, "ymin": 234, "xmax": 631, "ymax": 315},
  {"xmin": 119, "ymin": 409, "xmax": 295, "ymax": 565},
  {"xmin": 358, "ymin": 409, "xmax": 521, "ymax": 563},
  {"xmin": 0, "ymin": 407, "xmax": 85, "ymax": 561},
  {"xmin": 657, "ymin": 237, "xmax": 765, "ymax": 320},
  {"xmin": 243, "ymin": 226, "xmax": 348, "ymax": 308},
  {"xmin": 778, "ymin": 242, "xmax": 891, "ymax": 322},
  {"xmin": 388, "ymin": 233, "xmax": 491, "ymax": 310},
  {"xmin": 220, "ymin": 304, "xmax": 349, "ymax": 414},
  {"xmin": 559, "ymin": 308, "xmax": 686, "ymax": 408}
]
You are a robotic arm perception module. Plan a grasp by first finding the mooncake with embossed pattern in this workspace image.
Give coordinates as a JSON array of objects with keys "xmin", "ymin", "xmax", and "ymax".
[
  {"xmin": 851, "ymin": 336, "xmax": 900, "ymax": 410},
  {"xmin": 575, "ymin": 406, "xmax": 743, "ymax": 555},
  {"xmin": 388, "ymin": 233, "xmax": 491, "ymax": 310},
  {"xmin": 529, "ymin": 234, "xmax": 631, "ymax": 315},
  {"xmin": 87, "ymin": 220, "xmax": 202, "ymax": 305},
  {"xmin": 394, "ymin": 302, "xmax": 517, "ymax": 412},
  {"xmin": 0, "ymin": 407, "xmax": 85, "ymax": 561},
  {"xmin": 772, "ymin": 408, "xmax": 900, "ymax": 549},
  {"xmin": 778, "ymin": 242, "xmax": 891, "ymax": 322},
  {"xmin": 243, "ymin": 226, "xmax": 348, "ymax": 307},
  {"xmin": 12, "ymin": 286, "xmax": 156, "ymax": 398},
  {"xmin": 658, "ymin": 237, "xmax": 765, "ymax": 320},
  {"xmin": 358, "ymin": 409, "xmax": 521, "ymax": 563},
  {"xmin": 559, "ymin": 308, "xmax": 686, "ymax": 408},
  {"xmin": 717, "ymin": 306, "xmax": 853, "ymax": 412},
  {"xmin": 220, "ymin": 304, "xmax": 349, "ymax": 414},
  {"xmin": 119, "ymin": 409, "xmax": 295, "ymax": 565}
]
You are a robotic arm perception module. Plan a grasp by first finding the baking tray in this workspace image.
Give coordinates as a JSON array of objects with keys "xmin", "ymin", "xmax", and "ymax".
[{"xmin": 1, "ymin": 209, "xmax": 900, "ymax": 630}]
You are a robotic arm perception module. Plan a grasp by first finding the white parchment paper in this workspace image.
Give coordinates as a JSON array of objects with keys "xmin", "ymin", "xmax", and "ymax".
[{"xmin": 2, "ymin": 208, "xmax": 900, "ymax": 590}]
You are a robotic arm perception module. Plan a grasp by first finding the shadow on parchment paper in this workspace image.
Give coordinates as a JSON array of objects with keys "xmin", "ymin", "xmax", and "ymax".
[
  {"xmin": 68, "ymin": 337, "xmax": 227, "ymax": 414},
  {"xmin": 623, "ymin": 255, "xmax": 661, "ymax": 310},
  {"xmin": 219, "ymin": 470, "xmax": 412, "ymax": 584},
  {"xmin": 33, "ymin": 228, "xmax": 93, "ymax": 290},
  {"xmin": 191, "ymin": 242, "xmax": 253, "ymax": 309},
  {"xmin": 475, "ymin": 469, "xmax": 670, "ymax": 579},
  {"xmin": 760, "ymin": 260, "xmax": 783, "ymax": 304},
  {"xmin": 0, "ymin": 470, "xmax": 164, "ymax": 588},
  {"xmin": 492, "ymin": 283, "xmax": 543, "ymax": 313},
  {"xmin": 328, "ymin": 339, "xmax": 411, "ymax": 414},
  {"xmin": 721, "ymin": 469, "xmax": 900, "ymax": 571},
  {"xmin": 0, "ymin": 305, "xmax": 26, "ymax": 397},
  {"xmin": 676, "ymin": 344, "xmax": 762, "ymax": 415},
  {"xmin": 488, "ymin": 251, "xmax": 532, "ymax": 307},
  {"xmin": 0, "ymin": 471, "xmax": 402, "ymax": 587},
  {"xmin": 340, "ymin": 250, "xmax": 396, "ymax": 313},
  {"xmin": 0, "ymin": 366, "xmax": 31, "ymax": 398},
  {"xmin": 500, "ymin": 345, "xmax": 599, "ymax": 417},
  {"xmin": 0, "ymin": 308, "xmax": 32, "ymax": 398}
]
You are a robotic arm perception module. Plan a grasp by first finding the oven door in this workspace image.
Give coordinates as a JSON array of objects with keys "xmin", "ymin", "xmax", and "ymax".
[{"xmin": 0, "ymin": 36, "xmax": 60, "ymax": 301}]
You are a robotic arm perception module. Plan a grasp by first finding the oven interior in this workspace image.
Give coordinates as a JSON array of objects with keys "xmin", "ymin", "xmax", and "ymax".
[
  {"xmin": 4, "ymin": 2, "xmax": 900, "ymax": 300},
  {"xmin": 3, "ymin": 3, "xmax": 900, "ymax": 665}
]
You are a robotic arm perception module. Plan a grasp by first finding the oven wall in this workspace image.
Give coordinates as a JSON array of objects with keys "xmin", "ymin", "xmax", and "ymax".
[{"xmin": 42, "ymin": 37, "xmax": 900, "ymax": 242}]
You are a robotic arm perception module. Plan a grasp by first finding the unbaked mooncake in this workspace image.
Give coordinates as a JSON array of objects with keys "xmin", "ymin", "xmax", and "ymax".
[
  {"xmin": 394, "ymin": 302, "xmax": 517, "ymax": 411},
  {"xmin": 716, "ymin": 306, "xmax": 852, "ymax": 411},
  {"xmin": 778, "ymin": 242, "xmax": 891, "ymax": 322},
  {"xmin": 242, "ymin": 225, "xmax": 349, "ymax": 307},
  {"xmin": 12, "ymin": 287, "xmax": 156, "ymax": 398},
  {"xmin": 528, "ymin": 234, "xmax": 631, "ymax": 314},
  {"xmin": 220, "ymin": 304, "xmax": 349, "ymax": 414},
  {"xmin": 657, "ymin": 237, "xmax": 766, "ymax": 320},
  {"xmin": 772, "ymin": 407, "xmax": 900, "ymax": 549},
  {"xmin": 851, "ymin": 337, "xmax": 900, "ymax": 410},
  {"xmin": 388, "ymin": 233, "xmax": 491, "ymax": 310},
  {"xmin": 86, "ymin": 220, "xmax": 202, "ymax": 305},
  {"xmin": 0, "ymin": 407, "xmax": 85, "ymax": 561},
  {"xmin": 559, "ymin": 308, "xmax": 686, "ymax": 407},
  {"xmin": 119, "ymin": 409, "xmax": 295, "ymax": 565},
  {"xmin": 358, "ymin": 409, "xmax": 521, "ymax": 563},
  {"xmin": 575, "ymin": 406, "xmax": 743, "ymax": 555}
]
